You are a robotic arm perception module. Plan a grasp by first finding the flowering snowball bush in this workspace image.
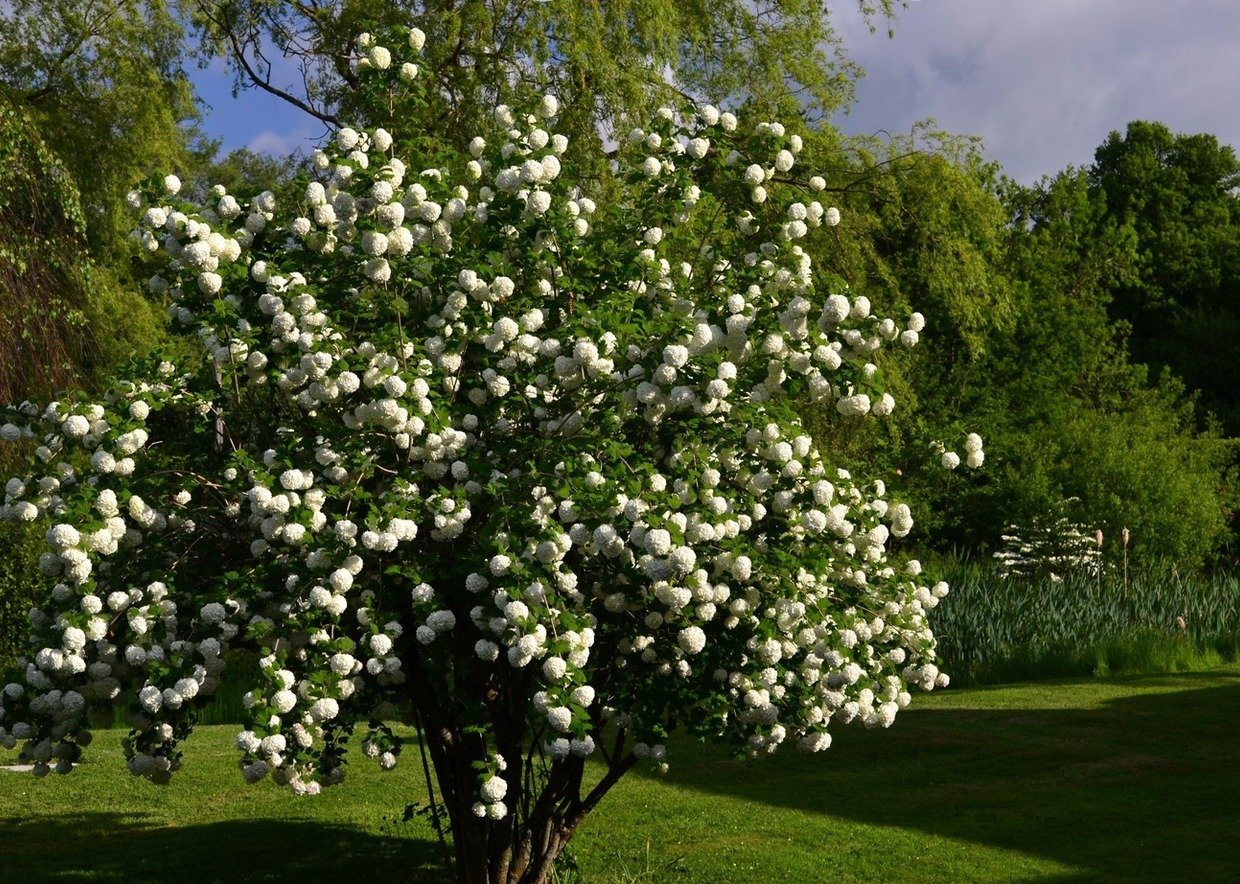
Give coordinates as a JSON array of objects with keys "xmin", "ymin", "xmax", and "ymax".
[{"xmin": 0, "ymin": 25, "xmax": 980, "ymax": 883}]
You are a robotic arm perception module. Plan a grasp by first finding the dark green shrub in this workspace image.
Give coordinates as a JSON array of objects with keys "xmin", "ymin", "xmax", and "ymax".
[{"xmin": 0, "ymin": 520, "xmax": 41, "ymax": 674}]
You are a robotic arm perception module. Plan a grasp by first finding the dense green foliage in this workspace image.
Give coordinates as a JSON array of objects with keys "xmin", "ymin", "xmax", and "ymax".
[
  {"xmin": 186, "ymin": 143, "xmax": 307, "ymax": 204},
  {"xmin": 962, "ymin": 167, "xmax": 1234, "ymax": 565},
  {"xmin": 0, "ymin": 101, "xmax": 165, "ymax": 403},
  {"xmin": 793, "ymin": 131, "xmax": 1236, "ymax": 568},
  {"xmin": 0, "ymin": 0, "xmax": 197, "ymax": 256},
  {"xmin": 0, "ymin": 519, "xmax": 41, "ymax": 675},
  {"xmin": 0, "ymin": 100, "xmax": 97, "ymax": 401},
  {"xmin": 1091, "ymin": 121, "xmax": 1240, "ymax": 435},
  {"xmin": 0, "ymin": 0, "xmax": 211, "ymax": 405}
]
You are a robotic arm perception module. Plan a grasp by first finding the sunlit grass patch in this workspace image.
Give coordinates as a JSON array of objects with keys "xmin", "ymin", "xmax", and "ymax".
[{"xmin": 4, "ymin": 665, "xmax": 1238, "ymax": 882}]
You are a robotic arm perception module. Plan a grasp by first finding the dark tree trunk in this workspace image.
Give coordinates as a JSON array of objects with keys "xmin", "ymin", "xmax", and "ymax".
[
  {"xmin": 418, "ymin": 717, "xmax": 637, "ymax": 884},
  {"xmin": 402, "ymin": 603, "xmax": 636, "ymax": 883}
]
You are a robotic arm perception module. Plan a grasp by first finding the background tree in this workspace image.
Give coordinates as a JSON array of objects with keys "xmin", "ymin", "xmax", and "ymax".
[
  {"xmin": 1090, "ymin": 121, "xmax": 1240, "ymax": 435},
  {"xmin": 0, "ymin": 0, "xmax": 199, "ymax": 257},
  {"xmin": 0, "ymin": 102, "xmax": 122, "ymax": 403},
  {"xmin": 187, "ymin": 143, "xmax": 307, "ymax": 203},
  {"xmin": 790, "ymin": 128, "xmax": 1235, "ymax": 568},
  {"xmin": 959, "ymin": 167, "xmax": 1234, "ymax": 566}
]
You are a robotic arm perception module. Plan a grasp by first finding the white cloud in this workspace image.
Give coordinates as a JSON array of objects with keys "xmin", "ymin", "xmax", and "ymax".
[
  {"xmin": 247, "ymin": 127, "xmax": 317, "ymax": 155},
  {"xmin": 832, "ymin": 0, "xmax": 1240, "ymax": 181}
]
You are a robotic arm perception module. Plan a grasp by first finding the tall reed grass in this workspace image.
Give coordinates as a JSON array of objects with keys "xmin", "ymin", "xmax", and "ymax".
[
  {"xmin": 930, "ymin": 559, "xmax": 1240, "ymax": 685},
  {"xmin": 92, "ymin": 654, "xmax": 256, "ymax": 729},
  {"xmin": 194, "ymin": 657, "xmax": 256, "ymax": 725}
]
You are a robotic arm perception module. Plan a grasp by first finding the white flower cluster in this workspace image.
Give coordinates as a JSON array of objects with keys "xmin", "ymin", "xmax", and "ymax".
[
  {"xmin": 0, "ymin": 24, "xmax": 976, "ymax": 813},
  {"xmin": 0, "ymin": 373, "xmax": 239, "ymax": 777},
  {"xmin": 470, "ymin": 752, "xmax": 511, "ymax": 820},
  {"xmin": 935, "ymin": 433, "xmax": 985, "ymax": 471}
]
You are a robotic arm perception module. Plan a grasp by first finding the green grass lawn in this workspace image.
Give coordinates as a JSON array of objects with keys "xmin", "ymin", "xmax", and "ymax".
[{"xmin": 3, "ymin": 665, "xmax": 1239, "ymax": 882}]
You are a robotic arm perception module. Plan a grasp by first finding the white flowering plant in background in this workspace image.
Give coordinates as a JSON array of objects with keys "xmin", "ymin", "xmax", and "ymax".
[
  {"xmin": 993, "ymin": 499, "xmax": 1102, "ymax": 581},
  {"xmin": 0, "ymin": 25, "xmax": 980, "ymax": 884}
]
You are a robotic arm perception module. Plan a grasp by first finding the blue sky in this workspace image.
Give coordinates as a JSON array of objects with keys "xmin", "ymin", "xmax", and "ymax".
[
  {"xmin": 190, "ymin": 0, "xmax": 1240, "ymax": 183},
  {"xmin": 190, "ymin": 52, "xmax": 325, "ymax": 157}
]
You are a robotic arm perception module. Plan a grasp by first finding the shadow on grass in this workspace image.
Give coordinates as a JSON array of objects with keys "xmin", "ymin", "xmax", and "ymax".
[
  {"xmin": 652, "ymin": 673, "xmax": 1240, "ymax": 880},
  {"xmin": 0, "ymin": 815, "xmax": 449, "ymax": 883}
]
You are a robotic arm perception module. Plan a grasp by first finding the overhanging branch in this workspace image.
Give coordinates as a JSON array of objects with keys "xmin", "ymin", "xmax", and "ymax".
[{"xmin": 225, "ymin": 25, "xmax": 341, "ymax": 127}]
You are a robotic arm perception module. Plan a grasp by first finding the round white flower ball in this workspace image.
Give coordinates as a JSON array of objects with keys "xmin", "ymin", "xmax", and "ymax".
[
  {"xmin": 368, "ymin": 46, "xmax": 391, "ymax": 70},
  {"xmin": 542, "ymin": 657, "xmax": 568, "ymax": 681},
  {"xmin": 546, "ymin": 706, "xmax": 573, "ymax": 732},
  {"xmin": 272, "ymin": 690, "xmax": 297, "ymax": 713},
  {"xmin": 480, "ymin": 775, "xmax": 508, "ymax": 803},
  {"xmin": 677, "ymin": 626, "xmax": 706, "ymax": 655}
]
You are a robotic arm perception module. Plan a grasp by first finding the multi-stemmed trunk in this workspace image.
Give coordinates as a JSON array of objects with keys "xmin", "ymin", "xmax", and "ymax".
[
  {"xmin": 429, "ymin": 733, "xmax": 639, "ymax": 877},
  {"xmin": 404, "ymin": 637, "xmax": 636, "ymax": 883}
]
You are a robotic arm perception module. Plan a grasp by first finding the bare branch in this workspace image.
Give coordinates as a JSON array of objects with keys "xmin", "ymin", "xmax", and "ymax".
[
  {"xmin": 196, "ymin": 1, "xmax": 342, "ymax": 127},
  {"xmin": 225, "ymin": 26, "xmax": 341, "ymax": 126}
]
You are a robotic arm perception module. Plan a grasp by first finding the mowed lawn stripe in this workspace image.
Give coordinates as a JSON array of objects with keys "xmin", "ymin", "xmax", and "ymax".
[{"xmin": 3, "ymin": 665, "xmax": 1237, "ymax": 882}]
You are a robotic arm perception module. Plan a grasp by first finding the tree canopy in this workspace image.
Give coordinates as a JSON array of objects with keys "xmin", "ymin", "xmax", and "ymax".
[
  {"xmin": 0, "ymin": 0, "xmax": 198, "ymax": 256},
  {"xmin": 1090, "ymin": 120, "xmax": 1240, "ymax": 435},
  {"xmin": 183, "ymin": 0, "xmax": 902, "ymax": 158},
  {"xmin": 0, "ymin": 101, "xmax": 164, "ymax": 404},
  {"xmin": 787, "ymin": 129, "xmax": 1236, "ymax": 568}
]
